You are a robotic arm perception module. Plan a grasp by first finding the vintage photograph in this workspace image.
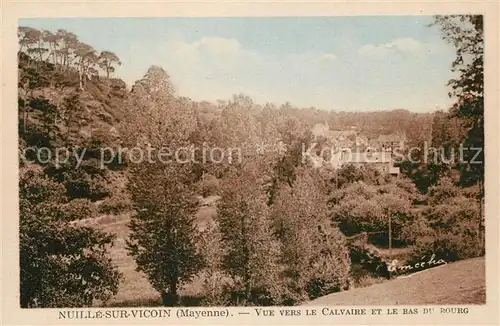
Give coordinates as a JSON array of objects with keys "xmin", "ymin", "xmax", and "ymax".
[{"xmin": 17, "ymin": 16, "xmax": 485, "ymax": 308}]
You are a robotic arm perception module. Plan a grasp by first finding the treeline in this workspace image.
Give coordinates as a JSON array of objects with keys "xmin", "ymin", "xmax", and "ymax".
[{"xmin": 18, "ymin": 26, "xmax": 121, "ymax": 89}]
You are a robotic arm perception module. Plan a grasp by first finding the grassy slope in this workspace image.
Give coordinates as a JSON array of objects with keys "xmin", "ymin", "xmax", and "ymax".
[
  {"xmin": 85, "ymin": 196, "xmax": 221, "ymax": 306},
  {"xmin": 307, "ymin": 257, "xmax": 486, "ymax": 305}
]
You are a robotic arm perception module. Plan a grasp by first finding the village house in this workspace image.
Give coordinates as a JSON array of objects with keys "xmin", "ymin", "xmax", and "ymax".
[
  {"xmin": 307, "ymin": 147, "xmax": 400, "ymax": 177},
  {"xmin": 339, "ymin": 150, "xmax": 400, "ymax": 176},
  {"xmin": 308, "ymin": 123, "xmax": 401, "ymax": 176},
  {"xmin": 311, "ymin": 121, "xmax": 331, "ymax": 141},
  {"xmin": 377, "ymin": 132, "xmax": 407, "ymax": 152}
]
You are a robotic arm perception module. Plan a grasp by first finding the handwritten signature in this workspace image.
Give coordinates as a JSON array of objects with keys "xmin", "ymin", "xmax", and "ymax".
[{"xmin": 387, "ymin": 254, "xmax": 447, "ymax": 274}]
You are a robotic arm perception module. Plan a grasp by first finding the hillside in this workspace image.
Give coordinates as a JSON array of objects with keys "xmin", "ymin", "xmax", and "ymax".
[
  {"xmin": 18, "ymin": 53, "xmax": 128, "ymax": 145},
  {"xmin": 306, "ymin": 257, "xmax": 486, "ymax": 305}
]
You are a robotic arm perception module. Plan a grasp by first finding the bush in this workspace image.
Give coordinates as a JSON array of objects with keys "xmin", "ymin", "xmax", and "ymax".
[
  {"xmin": 350, "ymin": 265, "xmax": 387, "ymax": 288},
  {"xmin": 20, "ymin": 168, "xmax": 121, "ymax": 307},
  {"xmin": 348, "ymin": 243, "xmax": 390, "ymax": 278},
  {"xmin": 65, "ymin": 172, "xmax": 112, "ymax": 201},
  {"xmin": 427, "ymin": 177, "xmax": 460, "ymax": 205},
  {"xmin": 198, "ymin": 174, "xmax": 220, "ymax": 197},
  {"xmin": 200, "ymin": 271, "xmax": 233, "ymax": 306},
  {"xmin": 409, "ymin": 196, "xmax": 482, "ymax": 263},
  {"xmin": 98, "ymin": 193, "xmax": 132, "ymax": 214},
  {"xmin": 331, "ymin": 182, "xmax": 413, "ymax": 238},
  {"xmin": 400, "ymin": 216, "xmax": 436, "ymax": 245},
  {"xmin": 409, "ymin": 234, "xmax": 478, "ymax": 264},
  {"xmin": 62, "ymin": 198, "xmax": 97, "ymax": 221},
  {"xmin": 461, "ymin": 184, "xmax": 480, "ymax": 199},
  {"xmin": 198, "ymin": 225, "xmax": 232, "ymax": 306}
]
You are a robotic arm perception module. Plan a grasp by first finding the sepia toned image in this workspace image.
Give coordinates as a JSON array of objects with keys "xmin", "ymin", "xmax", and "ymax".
[{"xmin": 15, "ymin": 13, "xmax": 488, "ymax": 313}]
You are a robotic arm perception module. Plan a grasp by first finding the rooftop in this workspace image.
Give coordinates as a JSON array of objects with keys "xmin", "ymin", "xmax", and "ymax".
[{"xmin": 340, "ymin": 151, "xmax": 392, "ymax": 163}]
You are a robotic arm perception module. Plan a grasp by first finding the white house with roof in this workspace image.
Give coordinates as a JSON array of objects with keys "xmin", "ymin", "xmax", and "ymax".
[{"xmin": 307, "ymin": 148, "xmax": 400, "ymax": 177}]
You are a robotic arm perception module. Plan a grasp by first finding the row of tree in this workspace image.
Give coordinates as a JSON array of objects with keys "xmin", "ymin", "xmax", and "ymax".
[
  {"xmin": 120, "ymin": 65, "xmax": 351, "ymax": 305},
  {"xmin": 18, "ymin": 26, "xmax": 121, "ymax": 89}
]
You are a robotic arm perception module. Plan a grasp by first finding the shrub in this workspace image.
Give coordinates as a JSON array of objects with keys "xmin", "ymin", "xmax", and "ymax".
[
  {"xmin": 62, "ymin": 198, "xmax": 97, "ymax": 221},
  {"xmin": 350, "ymin": 265, "xmax": 387, "ymax": 288},
  {"xmin": 20, "ymin": 168, "xmax": 121, "ymax": 307},
  {"xmin": 348, "ymin": 243, "xmax": 390, "ymax": 278},
  {"xmin": 427, "ymin": 177, "xmax": 460, "ymax": 205},
  {"xmin": 198, "ymin": 174, "xmax": 220, "ymax": 197},
  {"xmin": 98, "ymin": 193, "xmax": 132, "ymax": 214},
  {"xmin": 461, "ymin": 184, "xmax": 480, "ymax": 199},
  {"xmin": 200, "ymin": 271, "xmax": 233, "ymax": 306},
  {"xmin": 409, "ymin": 196, "xmax": 482, "ymax": 263},
  {"xmin": 400, "ymin": 216, "xmax": 436, "ymax": 245},
  {"xmin": 197, "ymin": 225, "xmax": 233, "ymax": 306}
]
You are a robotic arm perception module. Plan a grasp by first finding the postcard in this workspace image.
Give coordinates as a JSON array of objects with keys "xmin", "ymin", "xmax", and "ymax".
[{"xmin": 1, "ymin": 1, "xmax": 499, "ymax": 325}]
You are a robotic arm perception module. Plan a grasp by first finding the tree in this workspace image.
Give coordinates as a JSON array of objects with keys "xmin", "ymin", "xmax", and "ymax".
[
  {"xmin": 29, "ymin": 98, "xmax": 57, "ymax": 137},
  {"xmin": 42, "ymin": 30, "xmax": 61, "ymax": 64},
  {"xmin": 74, "ymin": 42, "xmax": 97, "ymax": 90},
  {"xmin": 427, "ymin": 176, "xmax": 460, "ymax": 206},
  {"xmin": 20, "ymin": 167, "xmax": 121, "ymax": 307},
  {"xmin": 271, "ymin": 168, "xmax": 351, "ymax": 303},
  {"xmin": 410, "ymin": 195, "xmax": 482, "ymax": 262},
  {"xmin": 55, "ymin": 29, "xmax": 79, "ymax": 69},
  {"xmin": 18, "ymin": 64, "xmax": 50, "ymax": 133},
  {"xmin": 127, "ymin": 163, "xmax": 204, "ymax": 306},
  {"xmin": 98, "ymin": 51, "xmax": 121, "ymax": 79},
  {"xmin": 51, "ymin": 70, "xmax": 78, "ymax": 127},
  {"xmin": 18, "ymin": 26, "xmax": 38, "ymax": 53},
  {"xmin": 132, "ymin": 65, "xmax": 176, "ymax": 99},
  {"xmin": 216, "ymin": 164, "xmax": 282, "ymax": 305},
  {"xmin": 18, "ymin": 27, "xmax": 46, "ymax": 61},
  {"xmin": 61, "ymin": 90, "xmax": 82, "ymax": 144},
  {"xmin": 433, "ymin": 15, "xmax": 484, "ymax": 183},
  {"xmin": 267, "ymin": 115, "xmax": 312, "ymax": 204},
  {"xmin": 331, "ymin": 181, "xmax": 413, "ymax": 239},
  {"xmin": 433, "ymin": 14, "xmax": 484, "ymax": 251},
  {"xmin": 124, "ymin": 65, "xmax": 203, "ymax": 306},
  {"xmin": 121, "ymin": 65, "xmax": 197, "ymax": 156}
]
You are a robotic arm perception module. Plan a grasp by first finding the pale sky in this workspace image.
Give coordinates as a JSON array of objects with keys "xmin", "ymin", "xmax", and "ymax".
[{"xmin": 20, "ymin": 17, "xmax": 458, "ymax": 112}]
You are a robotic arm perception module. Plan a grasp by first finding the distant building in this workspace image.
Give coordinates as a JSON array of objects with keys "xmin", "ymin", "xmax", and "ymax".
[
  {"xmin": 339, "ymin": 150, "xmax": 400, "ymax": 176},
  {"xmin": 377, "ymin": 132, "xmax": 407, "ymax": 152},
  {"xmin": 355, "ymin": 134, "xmax": 369, "ymax": 148},
  {"xmin": 308, "ymin": 148, "xmax": 400, "ymax": 177},
  {"xmin": 311, "ymin": 121, "xmax": 330, "ymax": 140},
  {"xmin": 329, "ymin": 129, "xmax": 357, "ymax": 141},
  {"xmin": 311, "ymin": 121, "xmax": 358, "ymax": 148},
  {"xmin": 307, "ymin": 124, "xmax": 401, "ymax": 176},
  {"xmin": 389, "ymin": 165, "xmax": 401, "ymax": 177}
]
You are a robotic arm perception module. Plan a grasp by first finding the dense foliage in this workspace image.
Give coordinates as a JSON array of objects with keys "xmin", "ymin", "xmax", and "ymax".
[{"xmin": 20, "ymin": 167, "xmax": 121, "ymax": 307}]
